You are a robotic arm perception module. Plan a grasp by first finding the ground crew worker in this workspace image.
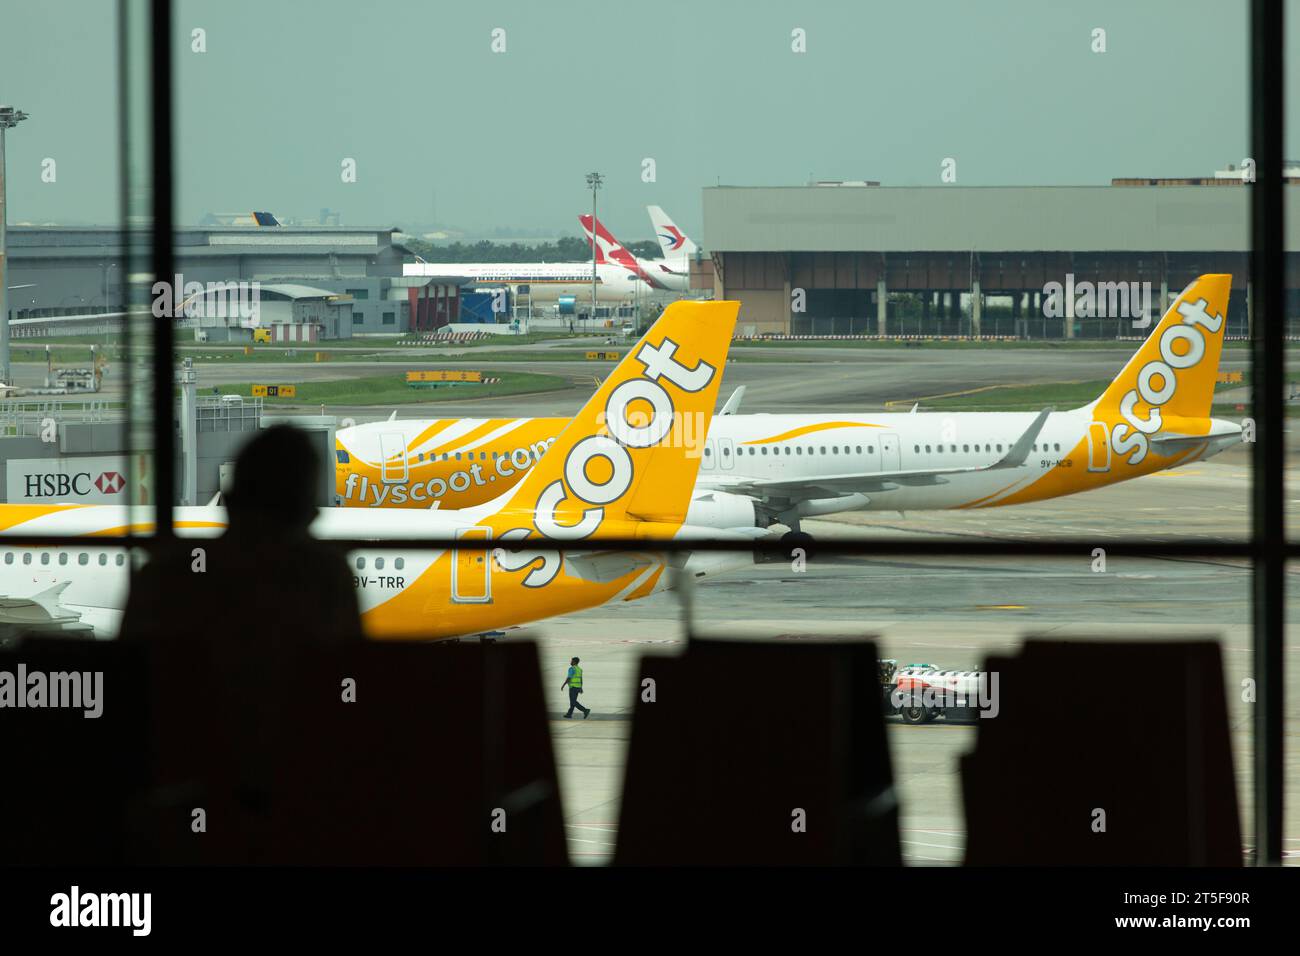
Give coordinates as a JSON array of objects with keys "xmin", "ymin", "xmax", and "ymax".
[{"xmin": 561, "ymin": 656, "xmax": 590, "ymax": 719}]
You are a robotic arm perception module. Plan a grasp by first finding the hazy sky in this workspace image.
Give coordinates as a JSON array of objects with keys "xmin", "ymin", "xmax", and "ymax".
[{"xmin": 2, "ymin": 0, "xmax": 1297, "ymax": 238}]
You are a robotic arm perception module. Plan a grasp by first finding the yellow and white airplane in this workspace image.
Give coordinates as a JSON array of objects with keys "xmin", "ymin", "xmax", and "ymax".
[
  {"xmin": 336, "ymin": 274, "xmax": 1243, "ymax": 543},
  {"xmin": 0, "ymin": 300, "xmax": 749, "ymax": 640}
]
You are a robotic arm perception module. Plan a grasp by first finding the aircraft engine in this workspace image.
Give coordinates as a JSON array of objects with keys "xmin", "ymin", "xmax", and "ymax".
[{"xmin": 682, "ymin": 490, "xmax": 759, "ymax": 531}]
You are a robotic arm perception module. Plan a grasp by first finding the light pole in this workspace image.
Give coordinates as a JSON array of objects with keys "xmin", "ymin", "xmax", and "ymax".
[
  {"xmin": 0, "ymin": 106, "xmax": 30, "ymax": 387},
  {"xmin": 586, "ymin": 171, "xmax": 602, "ymax": 333}
]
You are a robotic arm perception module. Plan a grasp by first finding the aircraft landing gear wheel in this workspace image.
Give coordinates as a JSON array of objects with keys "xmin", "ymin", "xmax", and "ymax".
[
  {"xmin": 899, "ymin": 702, "xmax": 933, "ymax": 724},
  {"xmin": 782, "ymin": 530, "xmax": 815, "ymax": 563}
]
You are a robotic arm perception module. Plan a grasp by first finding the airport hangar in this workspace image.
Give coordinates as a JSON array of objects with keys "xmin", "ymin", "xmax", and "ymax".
[
  {"xmin": 4, "ymin": 225, "xmax": 462, "ymax": 337},
  {"xmin": 698, "ymin": 180, "xmax": 1300, "ymax": 337}
]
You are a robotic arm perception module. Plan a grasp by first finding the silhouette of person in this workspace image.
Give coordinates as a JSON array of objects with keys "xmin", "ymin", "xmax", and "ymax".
[{"xmin": 120, "ymin": 423, "xmax": 363, "ymax": 862}]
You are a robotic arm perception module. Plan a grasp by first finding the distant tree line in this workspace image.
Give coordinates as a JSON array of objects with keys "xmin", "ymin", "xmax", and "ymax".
[{"xmin": 400, "ymin": 236, "xmax": 661, "ymax": 263}]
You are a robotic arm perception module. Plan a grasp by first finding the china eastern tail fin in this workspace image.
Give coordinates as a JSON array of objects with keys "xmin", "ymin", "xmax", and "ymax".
[
  {"xmin": 499, "ymin": 299, "xmax": 739, "ymax": 533},
  {"xmin": 647, "ymin": 205, "xmax": 698, "ymax": 259},
  {"xmin": 1088, "ymin": 273, "xmax": 1231, "ymax": 424}
]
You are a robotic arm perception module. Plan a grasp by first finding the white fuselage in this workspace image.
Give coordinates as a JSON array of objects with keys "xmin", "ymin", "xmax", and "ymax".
[
  {"xmin": 634, "ymin": 255, "xmax": 691, "ymax": 293},
  {"xmin": 698, "ymin": 409, "xmax": 1239, "ymax": 512},
  {"xmin": 0, "ymin": 503, "xmax": 750, "ymax": 639},
  {"xmin": 403, "ymin": 261, "xmax": 648, "ymax": 303},
  {"xmin": 335, "ymin": 407, "xmax": 1242, "ymax": 517},
  {"xmin": 0, "ymin": 506, "xmax": 468, "ymax": 637}
]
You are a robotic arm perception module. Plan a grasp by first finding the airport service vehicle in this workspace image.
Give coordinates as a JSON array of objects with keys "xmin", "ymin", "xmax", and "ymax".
[
  {"xmin": 0, "ymin": 301, "xmax": 758, "ymax": 641},
  {"xmin": 881, "ymin": 661, "xmax": 992, "ymax": 724},
  {"xmin": 334, "ymin": 275, "xmax": 1242, "ymax": 548},
  {"xmin": 579, "ymin": 205, "xmax": 696, "ymax": 293}
]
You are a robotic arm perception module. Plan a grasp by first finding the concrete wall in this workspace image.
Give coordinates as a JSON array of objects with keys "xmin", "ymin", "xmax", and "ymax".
[
  {"xmin": 733, "ymin": 289, "xmax": 788, "ymax": 335},
  {"xmin": 703, "ymin": 185, "xmax": 1300, "ymax": 253},
  {"xmin": 303, "ymin": 277, "xmax": 408, "ymax": 333}
]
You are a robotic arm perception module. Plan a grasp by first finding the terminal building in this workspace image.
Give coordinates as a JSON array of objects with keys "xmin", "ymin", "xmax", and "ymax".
[
  {"xmin": 700, "ymin": 181, "xmax": 1300, "ymax": 337},
  {"xmin": 4, "ymin": 225, "xmax": 450, "ymax": 337}
]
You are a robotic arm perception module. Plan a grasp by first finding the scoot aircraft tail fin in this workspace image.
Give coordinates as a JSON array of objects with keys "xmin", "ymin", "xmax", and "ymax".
[
  {"xmin": 1088, "ymin": 274, "xmax": 1231, "ymax": 424},
  {"xmin": 498, "ymin": 300, "xmax": 739, "ymax": 533}
]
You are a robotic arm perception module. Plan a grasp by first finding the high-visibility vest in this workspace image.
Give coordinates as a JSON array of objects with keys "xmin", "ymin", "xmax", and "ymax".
[{"xmin": 570, "ymin": 666, "xmax": 583, "ymax": 688}]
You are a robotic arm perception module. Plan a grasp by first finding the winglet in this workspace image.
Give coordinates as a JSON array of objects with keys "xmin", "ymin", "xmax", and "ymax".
[
  {"xmin": 719, "ymin": 386, "xmax": 746, "ymax": 416},
  {"xmin": 992, "ymin": 407, "xmax": 1053, "ymax": 469},
  {"xmin": 32, "ymin": 581, "xmax": 72, "ymax": 603}
]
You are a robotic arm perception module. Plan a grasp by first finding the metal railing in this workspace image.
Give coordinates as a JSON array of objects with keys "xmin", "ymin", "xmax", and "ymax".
[
  {"xmin": 194, "ymin": 395, "xmax": 263, "ymax": 433},
  {"xmin": 0, "ymin": 398, "xmax": 122, "ymax": 435}
]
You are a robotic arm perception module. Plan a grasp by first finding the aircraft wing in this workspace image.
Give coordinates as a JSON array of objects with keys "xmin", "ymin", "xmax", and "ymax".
[
  {"xmin": 563, "ymin": 551, "xmax": 654, "ymax": 584},
  {"xmin": 718, "ymin": 386, "xmax": 746, "ymax": 416},
  {"xmin": 700, "ymin": 407, "xmax": 1053, "ymax": 500},
  {"xmin": 1149, "ymin": 420, "xmax": 1240, "ymax": 455},
  {"xmin": 1149, "ymin": 433, "xmax": 1210, "ymax": 452},
  {"xmin": 0, "ymin": 582, "xmax": 94, "ymax": 636},
  {"xmin": 555, "ymin": 526, "xmax": 770, "ymax": 583}
]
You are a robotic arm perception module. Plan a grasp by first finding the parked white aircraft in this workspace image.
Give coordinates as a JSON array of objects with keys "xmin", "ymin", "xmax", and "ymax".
[
  {"xmin": 0, "ymin": 301, "xmax": 754, "ymax": 640},
  {"xmin": 578, "ymin": 206, "xmax": 695, "ymax": 293},
  {"xmin": 401, "ymin": 258, "xmax": 650, "ymax": 304},
  {"xmin": 335, "ymin": 275, "xmax": 1242, "ymax": 549}
]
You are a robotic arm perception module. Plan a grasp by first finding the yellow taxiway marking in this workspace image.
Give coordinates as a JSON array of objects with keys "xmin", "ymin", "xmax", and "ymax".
[{"xmin": 974, "ymin": 604, "xmax": 1027, "ymax": 610}]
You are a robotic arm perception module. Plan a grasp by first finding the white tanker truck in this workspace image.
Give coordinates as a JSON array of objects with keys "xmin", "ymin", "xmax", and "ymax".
[{"xmin": 879, "ymin": 659, "xmax": 998, "ymax": 724}]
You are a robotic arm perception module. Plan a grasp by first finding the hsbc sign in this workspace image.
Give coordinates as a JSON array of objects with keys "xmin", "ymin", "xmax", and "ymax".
[
  {"xmin": 95, "ymin": 471, "xmax": 125, "ymax": 494},
  {"xmin": 5, "ymin": 457, "xmax": 133, "ymax": 504}
]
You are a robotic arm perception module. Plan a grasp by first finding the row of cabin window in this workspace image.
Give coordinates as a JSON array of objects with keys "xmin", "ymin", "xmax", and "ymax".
[
  {"xmin": 3, "ymin": 551, "xmax": 125, "ymax": 567},
  {"xmin": 913, "ymin": 442, "xmax": 1063, "ymax": 454},
  {"xmin": 413, "ymin": 450, "xmax": 548, "ymax": 463},
  {"xmin": 420, "ymin": 451, "xmax": 485, "ymax": 462},
  {"xmin": 334, "ymin": 449, "xmax": 553, "ymax": 466},
  {"xmin": 702, "ymin": 442, "xmax": 1063, "ymax": 458},
  {"xmin": 354, "ymin": 556, "xmax": 406, "ymax": 571},
  {"xmin": 358, "ymin": 438, "xmax": 1066, "ymax": 467},
  {"xmin": 705, "ymin": 445, "xmax": 879, "ymax": 457}
]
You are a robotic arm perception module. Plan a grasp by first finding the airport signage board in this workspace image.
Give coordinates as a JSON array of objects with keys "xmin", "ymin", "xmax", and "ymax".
[
  {"xmin": 6, "ymin": 455, "xmax": 132, "ymax": 504},
  {"xmin": 405, "ymin": 370, "xmax": 482, "ymax": 383},
  {"xmin": 251, "ymin": 384, "xmax": 298, "ymax": 397}
]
